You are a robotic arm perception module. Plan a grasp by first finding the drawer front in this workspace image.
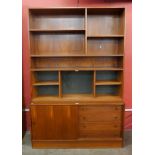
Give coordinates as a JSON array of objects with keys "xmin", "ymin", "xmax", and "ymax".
[
  {"xmin": 79, "ymin": 105, "xmax": 123, "ymax": 138},
  {"xmin": 79, "ymin": 105, "xmax": 122, "ymax": 122},
  {"xmin": 79, "ymin": 122, "xmax": 121, "ymax": 138}
]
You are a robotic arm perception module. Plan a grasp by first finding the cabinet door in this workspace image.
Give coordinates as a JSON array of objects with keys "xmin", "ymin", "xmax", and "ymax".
[
  {"xmin": 79, "ymin": 105, "xmax": 123, "ymax": 138},
  {"xmin": 31, "ymin": 105, "xmax": 78, "ymax": 140}
]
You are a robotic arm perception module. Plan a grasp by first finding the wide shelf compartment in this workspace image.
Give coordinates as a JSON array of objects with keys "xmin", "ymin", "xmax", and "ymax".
[
  {"xmin": 31, "ymin": 94, "xmax": 123, "ymax": 104},
  {"xmin": 30, "ymin": 32, "xmax": 85, "ymax": 56},
  {"xmin": 87, "ymin": 38, "xmax": 124, "ymax": 56},
  {"xmin": 31, "ymin": 57, "xmax": 123, "ymax": 69},
  {"xmin": 29, "ymin": 8, "xmax": 85, "ymax": 30},
  {"xmin": 87, "ymin": 8, "xmax": 125, "ymax": 36}
]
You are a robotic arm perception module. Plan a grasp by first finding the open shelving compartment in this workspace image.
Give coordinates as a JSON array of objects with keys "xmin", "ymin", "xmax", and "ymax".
[
  {"xmin": 29, "ymin": 8, "xmax": 85, "ymax": 30},
  {"xmin": 93, "ymin": 70, "xmax": 123, "ymax": 98},
  {"xmin": 30, "ymin": 31, "xmax": 85, "ymax": 57},
  {"xmin": 29, "ymin": 8, "xmax": 86, "ymax": 57},
  {"xmin": 29, "ymin": 7, "xmax": 125, "ymax": 101},
  {"xmin": 87, "ymin": 8, "xmax": 125, "ymax": 36},
  {"xmin": 31, "ymin": 70, "xmax": 62, "ymax": 97}
]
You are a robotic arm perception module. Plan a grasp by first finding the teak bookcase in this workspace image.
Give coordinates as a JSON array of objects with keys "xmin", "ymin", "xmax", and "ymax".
[{"xmin": 29, "ymin": 8, "xmax": 125, "ymax": 148}]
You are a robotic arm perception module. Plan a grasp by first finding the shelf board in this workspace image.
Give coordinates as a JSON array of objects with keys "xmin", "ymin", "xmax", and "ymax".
[
  {"xmin": 31, "ymin": 54, "xmax": 124, "ymax": 57},
  {"xmin": 87, "ymin": 35, "xmax": 124, "ymax": 38},
  {"xmin": 95, "ymin": 80, "xmax": 122, "ymax": 85},
  {"xmin": 31, "ymin": 94, "xmax": 123, "ymax": 105},
  {"xmin": 31, "ymin": 68, "xmax": 123, "ymax": 71},
  {"xmin": 31, "ymin": 54, "xmax": 86, "ymax": 57},
  {"xmin": 29, "ymin": 29, "xmax": 85, "ymax": 33},
  {"xmin": 33, "ymin": 81, "xmax": 59, "ymax": 86}
]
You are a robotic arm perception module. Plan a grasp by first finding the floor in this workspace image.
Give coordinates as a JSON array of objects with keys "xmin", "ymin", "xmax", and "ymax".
[{"xmin": 22, "ymin": 131, "xmax": 132, "ymax": 155}]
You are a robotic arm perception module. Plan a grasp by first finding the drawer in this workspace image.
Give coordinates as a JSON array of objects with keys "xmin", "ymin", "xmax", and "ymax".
[
  {"xmin": 79, "ymin": 105, "xmax": 122, "ymax": 122},
  {"xmin": 79, "ymin": 122, "xmax": 121, "ymax": 138}
]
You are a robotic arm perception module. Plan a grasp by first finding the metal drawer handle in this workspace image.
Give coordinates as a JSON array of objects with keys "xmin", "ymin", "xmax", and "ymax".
[{"xmin": 75, "ymin": 102, "xmax": 79, "ymax": 105}]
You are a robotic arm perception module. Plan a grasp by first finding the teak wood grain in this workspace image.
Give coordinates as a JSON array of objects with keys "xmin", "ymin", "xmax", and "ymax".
[{"xmin": 29, "ymin": 7, "xmax": 125, "ymax": 148}]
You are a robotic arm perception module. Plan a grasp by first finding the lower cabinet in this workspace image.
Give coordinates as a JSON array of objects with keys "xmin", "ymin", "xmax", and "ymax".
[
  {"xmin": 31, "ymin": 105, "xmax": 78, "ymax": 140},
  {"xmin": 30, "ymin": 104, "xmax": 124, "ymax": 148}
]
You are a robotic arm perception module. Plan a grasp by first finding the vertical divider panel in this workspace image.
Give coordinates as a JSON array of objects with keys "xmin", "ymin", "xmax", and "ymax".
[
  {"xmin": 122, "ymin": 9, "xmax": 125, "ymax": 99},
  {"xmin": 31, "ymin": 71, "xmax": 37, "ymax": 98},
  {"xmin": 85, "ymin": 8, "xmax": 87, "ymax": 55},
  {"xmin": 93, "ymin": 70, "xmax": 96, "ymax": 97},
  {"xmin": 58, "ymin": 70, "xmax": 62, "ymax": 98}
]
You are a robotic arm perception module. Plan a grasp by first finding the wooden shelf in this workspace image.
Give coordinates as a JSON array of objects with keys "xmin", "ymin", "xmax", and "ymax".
[
  {"xmin": 31, "ymin": 68, "xmax": 123, "ymax": 71},
  {"xmin": 29, "ymin": 29, "xmax": 85, "ymax": 33},
  {"xmin": 33, "ymin": 81, "xmax": 59, "ymax": 86},
  {"xmin": 31, "ymin": 94, "xmax": 123, "ymax": 104},
  {"xmin": 31, "ymin": 54, "xmax": 124, "ymax": 57},
  {"xmin": 87, "ymin": 35, "xmax": 124, "ymax": 38},
  {"xmin": 31, "ymin": 54, "xmax": 86, "ymax": 57},
  {"xmin": 95, "ymin": 80, "xmax": 122, "ymax": 85}
]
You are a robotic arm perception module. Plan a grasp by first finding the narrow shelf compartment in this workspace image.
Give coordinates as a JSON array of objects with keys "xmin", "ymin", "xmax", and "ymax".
[
  {"xmin": 95, "ymin": 80, "xmax": 122, "ymax": 85},
  {"xmin": 33, "ymin": 81, "xmax": 59, "ymax": 86}
]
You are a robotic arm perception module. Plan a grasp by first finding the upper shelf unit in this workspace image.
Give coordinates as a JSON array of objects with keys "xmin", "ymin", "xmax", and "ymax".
[
  {"xmin": 87, "ymin": 8, "xmax": 125, "ymax": 36},
  {"xmin": 29, "ymin": 8, "xmax": 85, "ymax": 30}
]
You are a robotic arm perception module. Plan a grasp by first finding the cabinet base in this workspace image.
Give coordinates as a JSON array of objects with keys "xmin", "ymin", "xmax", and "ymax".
[{"xmin": 32, "ymin": 138, "xmax": 123, "ymax": 148}]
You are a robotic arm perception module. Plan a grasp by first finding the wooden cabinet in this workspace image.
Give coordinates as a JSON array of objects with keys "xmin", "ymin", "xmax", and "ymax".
[
  {"xmin": 29, "ymin": 8, "xmax": 125, "ymax": 148},
  {"xmin": 31, "ymin": 105, "xmax": 78, "ymax": 140},
  {"xmin": 31, "ymin": 104, "xmax": 124, "ymax": 147}
]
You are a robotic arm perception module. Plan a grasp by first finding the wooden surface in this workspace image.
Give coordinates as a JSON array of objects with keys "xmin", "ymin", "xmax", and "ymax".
[
  {"xmin": 31, "ymin": 94, "xmax": 123, "ymax": 104},
  {"xmin": 31, "ymin": 105, "xmax": 78, "ymax": 140},
  {"xmin": 30, "ymin": 104, "xmax": 123, "ymax": 147},
  {"xmin": 29, "ymin": 7, "xmax": 125, "ymax": 148}
]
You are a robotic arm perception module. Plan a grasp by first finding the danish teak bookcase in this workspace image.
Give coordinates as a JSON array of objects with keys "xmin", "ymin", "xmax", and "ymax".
[{"xmin": 29, "ymin": 8, "xmax": 125, "ymax": 148}]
